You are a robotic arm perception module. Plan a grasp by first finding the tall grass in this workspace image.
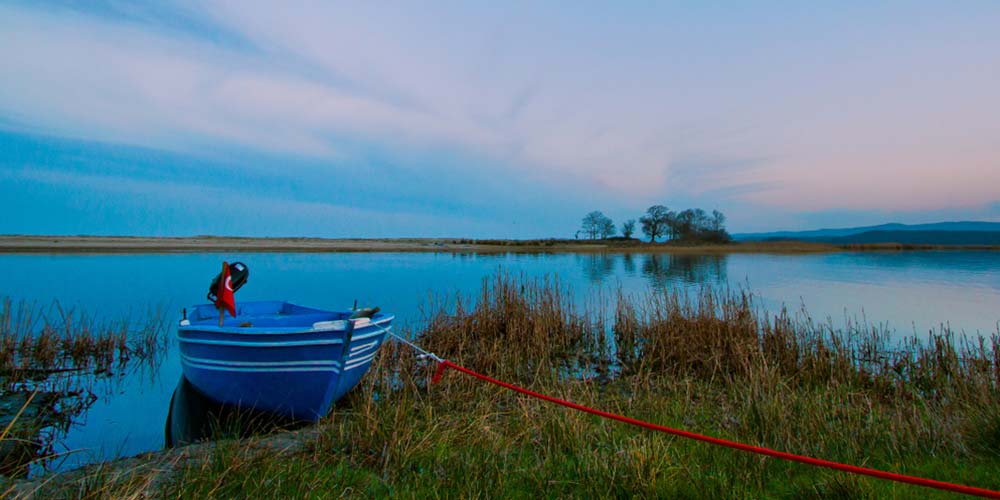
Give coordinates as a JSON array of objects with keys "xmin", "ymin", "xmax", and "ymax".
[
  {"xmin": 0, "ymin": 298, "xmax": 169, "ymax": 479},
  {"xmin": 23, "ymin": 274, "xmax": 1000, "ymax": 498},
  {"xmin": 1, "ymin": 299, "xmax": 168, "ymax": 386}
]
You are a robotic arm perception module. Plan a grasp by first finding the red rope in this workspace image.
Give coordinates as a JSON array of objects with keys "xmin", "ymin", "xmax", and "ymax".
[{"xmin": 436, "ymin": 360, "xmax": 1000, "ymax": 499}]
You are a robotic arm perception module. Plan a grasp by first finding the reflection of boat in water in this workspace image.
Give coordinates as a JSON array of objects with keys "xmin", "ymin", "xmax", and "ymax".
[
  {"xmin": 177, "ymin": 301, "xmax": 393, "ymax": 422},
  {"xmin": 165, "ymin": 376, "xmax": 302, "ymax": 447}
]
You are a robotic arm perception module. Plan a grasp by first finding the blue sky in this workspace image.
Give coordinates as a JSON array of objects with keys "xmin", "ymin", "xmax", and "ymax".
[{"xmin": 1, "ymin": 1, "xmax": 998, "ymax": 237}]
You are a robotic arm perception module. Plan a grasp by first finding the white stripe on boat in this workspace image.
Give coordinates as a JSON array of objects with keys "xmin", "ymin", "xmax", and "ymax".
[
  {"xmin": 176, "ymin": 337, "xmax": 346, "ymax": 348},
  {"xmin": 349, "ymin": 327, "xmax": 391, "ymax": 342},
  {"xmin": 182, "ymin": 360, "xmax": 341, "ymax": 373},
  {"xmin": 350, "ymin": 340, "xmax": 378, "ymax": 353},
  {"xmin": 347, "ymin": 350, "xmax": 378, "ymax": 363},
  {"xmin": 344, "ymin": 361, "xmax": 373, "ymax": 371},
  {"xmin": 180, "ymin": 354, "xmax": 339, "ymax": 368},
  {"xmin": 344, "ymin": 352, "xmax": 379, "ymax": 370}
]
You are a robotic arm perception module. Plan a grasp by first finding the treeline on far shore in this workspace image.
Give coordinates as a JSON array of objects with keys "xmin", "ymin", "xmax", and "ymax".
[{"xmin": 576, "ymin": 205, "xmax": 731, "ymax": 243}]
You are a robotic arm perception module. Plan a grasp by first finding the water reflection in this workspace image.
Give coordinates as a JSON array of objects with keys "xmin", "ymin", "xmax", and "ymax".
[
  {"xmin": 578, "ymin": 254, "xmax": 618, "ymax": 283},
  {"xmin": 0, "ymin": 305, "xmax": 169, "ymax": 478},
  {"xmin": 622, "ymin": 253, "xmax": 637, "ymax": 274},
  {"xmin": 165, "ymin": 377, "xmax": 304, "ymax": 447},
  {"xmin": 0, "ymin": 389, "xmax": 96, "ymax": 477},
  {"xmin": 641, "ymin": 254, "xmax": 728, "ymax": 288},
  {"xmin": 576, "ymin": 253, "xmax": 729, "ymax": 289}
]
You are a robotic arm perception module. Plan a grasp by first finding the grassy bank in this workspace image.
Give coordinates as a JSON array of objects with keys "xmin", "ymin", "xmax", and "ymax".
[{"xmin": 12, "ymin": 275, "xmax": 1000, "ymax": 499}]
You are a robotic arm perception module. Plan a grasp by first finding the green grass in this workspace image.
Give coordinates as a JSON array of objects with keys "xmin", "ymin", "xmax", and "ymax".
[{"xmin": 15, "ymin": 274, "xmax": 1000, "ymax": 499}]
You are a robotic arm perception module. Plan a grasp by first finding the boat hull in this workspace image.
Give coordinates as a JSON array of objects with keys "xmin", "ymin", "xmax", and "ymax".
[{"xmin": 177, "ymin": 301, "xmax": 392, "ymax": 422}]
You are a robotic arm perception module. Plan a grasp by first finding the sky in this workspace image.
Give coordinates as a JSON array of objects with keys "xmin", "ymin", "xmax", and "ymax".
[{"xmin": 1, "ymin": 1, "xmax": 999, "ymax": 237}]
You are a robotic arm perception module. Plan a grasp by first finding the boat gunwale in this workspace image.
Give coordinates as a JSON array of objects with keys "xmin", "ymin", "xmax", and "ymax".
[
  {"xmin": 176, "ymin": 321, "xmax": 393, "ymax": 349},
  {"xmin": 177, "ymin": 314, "xmax": 395, "ymax": 336}
]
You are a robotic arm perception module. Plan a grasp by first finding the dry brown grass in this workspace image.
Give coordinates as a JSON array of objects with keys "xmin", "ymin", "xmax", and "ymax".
[{"xmin": 1, "ymin": 299, "xmax": 166, "ymax": 384}]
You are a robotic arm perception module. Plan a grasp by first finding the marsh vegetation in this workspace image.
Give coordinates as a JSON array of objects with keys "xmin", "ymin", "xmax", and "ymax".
[
  {"xmin": 19, "ymin": 273, "xmax": 1000, "ymax": 498},
  {"xmin": 0, "ymin": 299, "xmax": 168, "ymax": 478}
]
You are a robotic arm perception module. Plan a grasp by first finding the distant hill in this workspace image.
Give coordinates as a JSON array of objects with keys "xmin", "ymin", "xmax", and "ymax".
[
  {"xmin": 735, "ymin": 221, "xmax": 1000, "ymax": 242},
  {"xmin": 823, "ymin": 230, "xmax": 1000, "ymax": 245}
]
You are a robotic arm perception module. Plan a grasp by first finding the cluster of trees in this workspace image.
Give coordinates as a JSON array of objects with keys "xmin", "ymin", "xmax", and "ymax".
[
  {"xmin": 577, "ymin": 205, "xmax": 730, "ymax": 243},
  {"xmin": 578, "ymin": 211, "xmax": 616, "ymax": 240}
]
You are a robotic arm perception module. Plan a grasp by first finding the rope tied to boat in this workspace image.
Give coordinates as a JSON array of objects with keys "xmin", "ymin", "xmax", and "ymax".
[
  {"xmin": 383, "ymin": 331, "xmax": 443, "ymax": 363},
  {"xmin": 382, "ymin": 332, "xmax": 1000, "ymax": 498},
  {"xmin": 369, "ymin": 327, "xmax": 448, "ymax": 383}
]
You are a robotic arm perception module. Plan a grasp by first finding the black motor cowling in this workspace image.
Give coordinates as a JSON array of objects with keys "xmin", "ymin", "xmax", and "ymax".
[{"xmin": 206, "ymin": 262, "xmax": 249, "ymax": 302}]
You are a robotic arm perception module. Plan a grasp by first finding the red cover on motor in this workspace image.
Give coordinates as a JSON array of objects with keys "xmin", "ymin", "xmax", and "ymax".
[{"xmin": 215, "ymin": 261, "xmax": 236, "ymax": 317}]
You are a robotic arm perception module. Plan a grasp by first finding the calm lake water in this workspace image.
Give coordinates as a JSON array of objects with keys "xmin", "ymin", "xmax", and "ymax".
[{"xmin": 1, "ymin": 250, "xmax": 998, "ymax": 473}]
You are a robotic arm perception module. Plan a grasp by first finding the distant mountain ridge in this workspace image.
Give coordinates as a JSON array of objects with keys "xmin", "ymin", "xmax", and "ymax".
[
  {"xmin": 823, "ymin": 230, "xmax": 1000, "ymax": 245},
  {"xmin": 735, "ymin": 221, "xmax": 1000, "ymax": 242}
]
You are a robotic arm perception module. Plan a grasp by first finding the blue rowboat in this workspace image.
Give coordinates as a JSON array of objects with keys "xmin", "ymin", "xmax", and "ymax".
[{"xmin": 177, "ymin": 301, "xmax": 393, "ymax": 422}]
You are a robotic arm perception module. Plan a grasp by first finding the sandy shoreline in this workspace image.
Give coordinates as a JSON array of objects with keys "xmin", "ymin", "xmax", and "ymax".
[
  {"xmin": 0, "ymin": 235, "xmax": 844, "ymax": 254},
  {"xmin": 2, "ymin": 235, "xmax": 995, "ymax": 255},
  {"xmin": 0, "ymin": 235, "xmax": 484, "ymax": 254}
]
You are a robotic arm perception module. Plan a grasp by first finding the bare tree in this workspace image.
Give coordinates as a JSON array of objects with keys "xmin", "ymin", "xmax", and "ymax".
[
  {"xmin": 674, "ymin": 209, "xmax": 695, "ymax": 238},
  {"xmin": 639, "ymin": 205, "xmax": 671, "ymax": 242},
  {"xmin": 580, "ymin": 211, "xmax": 615, "ymax": 240},
  {"xmin": 711, "ymin": 210, "xmax": 726, "ymax": 232},
  {"xmin": 621, "ymin": 219, "xmax": 636, "ymax": 239},
  {"xmin": 600, "ymin": 217, "xmax": 616, "ymax": 239}
]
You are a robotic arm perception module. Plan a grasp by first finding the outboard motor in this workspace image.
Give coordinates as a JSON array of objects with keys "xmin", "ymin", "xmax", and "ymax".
[{"xmin": 206, "ymin": 261, "xmax": 250, "ymax": 302}]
